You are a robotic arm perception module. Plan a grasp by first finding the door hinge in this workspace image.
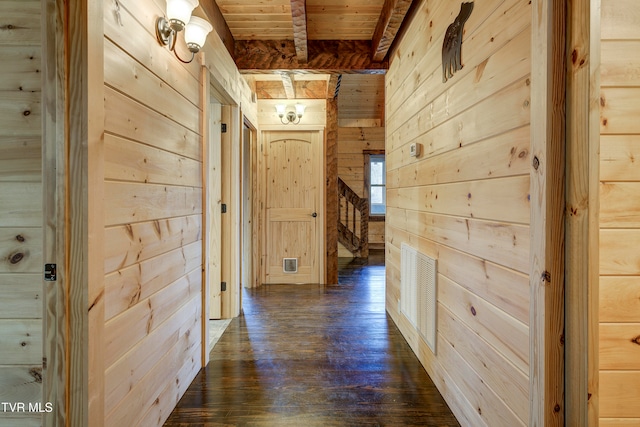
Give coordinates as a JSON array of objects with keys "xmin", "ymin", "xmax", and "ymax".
[
  {"xmin": 221, "ymin": 123, "xmax": 227, "ymax": 133},
  {"xmin": 221, "ymin": 282, "xmax": 227, "ymax": 291},
  {"xmin": 44, "ymin": 264, "xmax": 57, "ymax": 281},
  {"xmin": 221, "ymin": 203, "xmax": 227, "ymax": 213}
]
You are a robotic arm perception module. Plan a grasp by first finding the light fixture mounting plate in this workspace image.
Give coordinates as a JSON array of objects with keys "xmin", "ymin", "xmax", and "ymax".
[{"xmin": 156, "ymin": 17, "xmax": 175, "ymax": 49}]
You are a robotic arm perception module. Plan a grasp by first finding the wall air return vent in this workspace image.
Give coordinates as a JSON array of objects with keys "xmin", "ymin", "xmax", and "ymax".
[
  {"xmin": 283, "ymin": 258, "xmax": 298, "ymax": 273},
  {"xmin": 401, "ymin": 243, "xmax": 437, "ymax": 354}
]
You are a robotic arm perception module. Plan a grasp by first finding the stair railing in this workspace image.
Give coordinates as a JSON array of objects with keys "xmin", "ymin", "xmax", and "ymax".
[{"xmin": 337, "ymin": 177, "xmax": 369, "ymax": 257}]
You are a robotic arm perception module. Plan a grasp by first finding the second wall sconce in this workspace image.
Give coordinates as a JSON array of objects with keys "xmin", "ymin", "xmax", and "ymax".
[
  {"xmin": 275, "ymin": 103, "xmax": 306, "ymax": 125},
  {"xmin": 156, "ymin": 0, "xmax": 212, "ymax": 63}
]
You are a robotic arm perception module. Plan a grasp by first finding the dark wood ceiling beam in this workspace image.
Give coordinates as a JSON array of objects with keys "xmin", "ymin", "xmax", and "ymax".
[
  {"xmin": 200, "ymin": 0, "xmax": 235, "ymax": 58},
  {"xmin": 234, "ymin": 40, "xmax": 388, "ymax": 73},
  {"xmin": 371, "ymin": 0, "xmax": 413, "ymax": 61},
  {"xmin": 290, "ymin": 0, "xmax": 308, "ymax": 63}
]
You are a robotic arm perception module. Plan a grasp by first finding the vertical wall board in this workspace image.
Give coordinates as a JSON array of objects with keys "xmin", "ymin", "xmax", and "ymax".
[
  {"xmin": 529, "ymin": 1, "xmax": 566, "ymax": 425},
  {"xmin": 599, "ymin": 0, "xmax": 640, "ymax": 424},
  {"xmin": 385, "ymin": 0, "xmax": 534, "ymax": 425},
  {"xmin": 566, "ymin": 0, "xmax": 601, "ymax": 424},
  {"xmin": 42, "ymin": 0, "xmax": 68, "ymax": 423},
  {"xmin": 200, "ymin": 60, "xmax": 210, "ymax": 366},
  {"xmin": 63, "ymin": 0, "xmax": 107, "ymax": 424},
  {"xmin": 229, "ymin": 106, "xmax": 243, "ymax": 315}
]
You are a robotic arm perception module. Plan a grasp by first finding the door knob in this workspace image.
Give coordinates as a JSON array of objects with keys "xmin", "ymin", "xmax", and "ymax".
[{"xmin": 311, "ymin": 212, "xmax": 317, "ymax": 218}]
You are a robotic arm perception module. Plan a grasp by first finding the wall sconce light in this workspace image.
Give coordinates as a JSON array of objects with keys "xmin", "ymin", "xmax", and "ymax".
[
  {"xmin": 156, "ymin": 0, "xmax": 213, "ymax": 63},
  {"xmin": 275, "ymin": 103, "xmax": 306, "ymax": 124}
]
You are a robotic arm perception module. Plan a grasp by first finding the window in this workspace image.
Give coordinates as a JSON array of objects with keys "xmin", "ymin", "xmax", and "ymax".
[{"xmin": 369, "ymin": 154, "xmax": 386, "ymax": 216}]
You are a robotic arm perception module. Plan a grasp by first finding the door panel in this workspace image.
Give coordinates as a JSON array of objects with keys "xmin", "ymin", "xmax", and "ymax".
[{"xmin": 265, "ymin": 131, "xmax": 321, "ymax": 284}]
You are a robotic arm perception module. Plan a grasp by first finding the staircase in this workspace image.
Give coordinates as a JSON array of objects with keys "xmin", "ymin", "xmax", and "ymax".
[{"xmin": 338, "ymin": 178, "xmax": 369, "ymax": 257}]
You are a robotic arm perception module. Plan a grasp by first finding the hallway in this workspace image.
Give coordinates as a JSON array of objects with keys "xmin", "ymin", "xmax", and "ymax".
[{"xmin": 164, "ymin": 254, "xmax": 459, "ymax": 426}]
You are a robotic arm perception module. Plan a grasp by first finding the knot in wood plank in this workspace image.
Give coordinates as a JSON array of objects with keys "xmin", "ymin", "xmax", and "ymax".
[{"xmin": 9, "ymin": 252, "xmax": 24, "ymax": 264}]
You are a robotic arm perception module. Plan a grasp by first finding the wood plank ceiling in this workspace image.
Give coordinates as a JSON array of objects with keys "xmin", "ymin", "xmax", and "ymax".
[{"xmin": 204, "ymin": 0, "xmax": 414, "ymax": 122}]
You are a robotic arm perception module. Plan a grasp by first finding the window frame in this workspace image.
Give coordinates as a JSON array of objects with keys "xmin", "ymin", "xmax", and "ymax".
[{"xmin": 363, "ymin": 150, "xmax": 386, "ymax": 220}]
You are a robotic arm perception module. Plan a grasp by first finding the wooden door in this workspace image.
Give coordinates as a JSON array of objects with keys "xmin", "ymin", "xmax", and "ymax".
[{"xmin": 265, "ymin": 131, "xmax": 322, "ymax": 284}]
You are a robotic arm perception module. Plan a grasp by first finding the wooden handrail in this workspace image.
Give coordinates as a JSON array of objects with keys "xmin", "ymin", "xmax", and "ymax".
[{"xmin": 337, "ymin": 178, "xmax": 369, "ymax": 257}]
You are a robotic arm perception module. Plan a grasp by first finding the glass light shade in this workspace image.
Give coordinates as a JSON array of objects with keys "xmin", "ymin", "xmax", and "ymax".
[
  {"xmin": 184, "ymin": 16, "xmax": 212, "ymax": 52},
  {"xmin": 166, "ymin": 0, "xmax": 199, "ymax": 30},
  {"xmin": 275, "ymin": 104, "xmax": 287, "ymax": 117},
  {"xmin": 295, "ymin": 103, "xmax": 306, "ymax": 117}
]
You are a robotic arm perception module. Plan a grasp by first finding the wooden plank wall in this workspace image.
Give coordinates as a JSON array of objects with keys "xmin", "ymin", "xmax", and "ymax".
[
  {"xmin": 0, "ymin": 1, "xmax": 43, "ymax": 425},
  {"xmin": 337, "ymin": 126, "xmax": 385, "ymax": 255},
  {"xmin": 599, "ymin": 0, "xmax": 640, "ymax": 424},
  {"xmin": 385, "ymin": 1, "xmax": 531, "ymax": 426},
  {"xmin": 102, "ymin": 0, "xmax": 202, "ymax": 424},
  {"xmin": 100, "ymin": 0, "xmax": 254, "ymax": 424}
]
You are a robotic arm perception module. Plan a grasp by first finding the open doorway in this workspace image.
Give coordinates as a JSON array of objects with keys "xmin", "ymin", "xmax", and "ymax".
[{"xmin": 204, "ymin": 81, "xmax": 257, "ymax": 354}]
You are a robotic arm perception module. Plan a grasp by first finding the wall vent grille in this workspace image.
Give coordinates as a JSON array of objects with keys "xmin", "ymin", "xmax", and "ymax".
[
  {"xmin": 401, "ymin": 243, "xmax": 437, "ymax": 353},
  {"xmin": 283, "ymin": 258, "xmax": 298, "ymax": 273}
]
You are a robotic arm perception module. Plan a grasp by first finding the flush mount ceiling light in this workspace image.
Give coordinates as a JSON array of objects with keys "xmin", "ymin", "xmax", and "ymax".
[
  {"xmin": 156, "ymin": 0, "xmax": 213, "ymax": 63},
  {"xmin": 275, "ymin": 103, "xmax": 306, "ymax": 125}
]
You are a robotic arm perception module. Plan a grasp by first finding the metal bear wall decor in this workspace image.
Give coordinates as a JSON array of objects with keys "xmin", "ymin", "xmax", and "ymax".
[{"xmin": 442, "ymin": 2, "xmax": 474, "ymax": 83}]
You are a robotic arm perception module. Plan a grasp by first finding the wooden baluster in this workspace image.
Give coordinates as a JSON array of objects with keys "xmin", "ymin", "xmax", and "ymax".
[
  {"xmin": 360, "ymin": 199, "xmax": 369, "ymax": 258},
  {"xmin": 338, "ymin": 194, "xmax": 342, "ymax": 228},
  {"xmin": 352, "ymin": 202, "xmax": 357, "ymax": 247}
]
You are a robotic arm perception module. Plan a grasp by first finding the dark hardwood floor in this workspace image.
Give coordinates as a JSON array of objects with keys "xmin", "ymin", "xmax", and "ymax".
[{"xmin": 164, "ymin": 253, "xmax": 460, "ymax": 426}]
